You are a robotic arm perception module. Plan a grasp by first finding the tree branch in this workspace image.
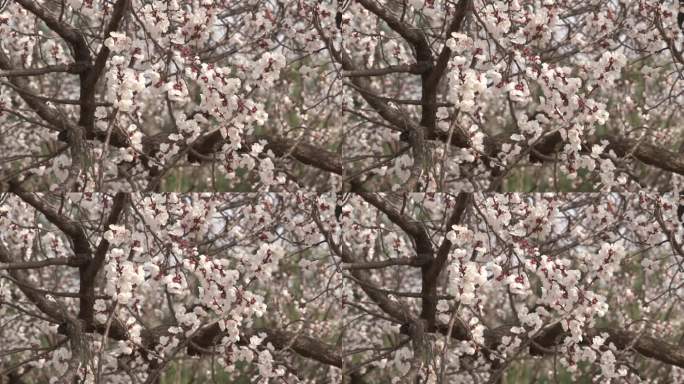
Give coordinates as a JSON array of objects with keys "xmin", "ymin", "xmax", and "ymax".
[
  {"xmin": 421, "ymin": 0, "xmax": 471, "ymax": 137},
  {"xmin": 312, "ymin": 205, "xmax": 414, "ymax": 324},
  {"xmin": 342, "ymin": 62, "xmax": 432, "ymax": 77},
  {"xmin": 79, "ymin": 0, "xmax": 130, "ymax": 132},
  {"xmin": 14, "ymin": 0, "xmax": 90, "ymax": 63},
  {"xmin": 357, "ymin": 193, "xmax": 432, "ymax": 251},
  {"xmin": 0, "ymin": 62, "xmax": 89, "ymax": 77},
  {"xmin": 520, "ymin": 322, "xmax": 684, "ymax": 369},
  {"xmin": 341, "ymin": 257, "xmax": 426, "ymax": 270},
  {"xmin": 183, "ymin": 322, "xmax": 345, "ymax": 367},
  {"xmin": 0, "ymin": 243, "xmax": 67, "ymax": 323},
  {"xmin": 10, "ymin": 186, "xmax": 91, "ymax": 258},
  {"xmin": 421, "ymin": 193, "xmax": 470, "ymax": 330},
  {"xmin": 186, "ymin": 130, "xmax": 344, "ymax": 175},
  {"xmin": 78, "ymin": 193, "xmax": 129, "ymax": 324},
  {"xmin": 0, "ymin": 257, "xmax": 80, "ymax": 270},
  {"xmin": 355, "ymin": 0, "xmax": 431, "ymax": 58}
]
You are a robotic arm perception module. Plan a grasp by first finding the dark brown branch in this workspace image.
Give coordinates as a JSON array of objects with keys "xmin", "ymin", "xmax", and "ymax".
[
  {"xmin": 0, "ymin": 52, "xmax": 90, "ymax": 187},
  {"xmin": 10, "ymin": 186, "xmax": 91, "ymax": 258},
  {"xmin": 187, "ymin": 130, "xmax": 344, "ymax": 175},
  {"xmin": 0, "ymin": 62, "xmax": 90, "ymax": 77},
  {"xmin": 0, "ymin": 52, "xmax": 78, "ymax": 133},
  {"xmin": 78, "ymin": 193, "xmax": 129, "ymax": 324},
  {"xmin": 421, "ymin": 193, "xmax": 471, "ymax": 330},
  {"xmin": 6, "ymin": 189, "xmax": 130, "ymax": 333},
  {"xmin": 602, "ymin": 328, "xmax": 684, "ymax": 369},
  {"xmin": 79, "ymin": 0, "xmax": 130, "ymax": 132},
  {"xmin": 252, "ymin": 328, "xmax": 344, "ymax": 367},
  {"xmin": 315, "ymin": 7, "xmax": 430, "ymax": 190},
  {"xmin": 525, "ymin": 131, "xmax": 684, "ymax": 177},
  {"xmin": 341, "ymin": 257, "xmax": 426, "ymax": 270},
  {"xmin": 184, "ymin": 322, "xmax": 345, "ymax": 367},
  {"xmin": 14, "ymin": 0, "xmax": 90, "ymax": 63},
  {"xmin": 0, "ymin": 276, "xmax": 108, "ymax": 299},
  {"xmin": 342, "ymin": 62, "xmax": 432, "ymax": 77},
  {"xmin": 522, "ymin": 322, "xmax": 684, "ymax": 369},
  {"xmin": 343, "ymin": 81, "xmax": 453, "ymax": 106},
  {"xmin": 312, "ymin": 206, "xmax": 414, "ymax": 324},
  {"xmin": 0, "ymin": 243, "xmax": 67, "ymax": 323},
  {"xmin": 0, "ymin": 80, "xmax": 110, "ymax": 106},
  {"xmin": 421, "ymin": 0, "xmax": 471, "ymax": 141},
  {"xmin": 356, "ymin": 0, "xmax": 431, "ymax": 58},
  {"xmin": 0, "ymin": 257, "xmax": 80, "ymax": 270},
  {"xmin": 322, "ymin": 35, "xmax": 420, "ymax": 135},
  {"xmin": 262, "ymin": 136, "xmax": 344, "ymax": 175},
  {"xmin": 608, "ymin": 136, "xmax": 684, "ymax": 176},
  {"xmin": 357, "ymin": 193, "xmax": 432, "ymax": 252}
]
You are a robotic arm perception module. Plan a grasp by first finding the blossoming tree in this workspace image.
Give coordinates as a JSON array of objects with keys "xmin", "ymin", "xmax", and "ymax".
[
  {"xmin": 0, "ymin": 192, "xmax": 683, "ymax": 383},
  {"xmin": 1, "ymin": 1, "xmax": 684, "ymax": 383},
  {"xmin": 2, "ymin": 0, "xmax": 684, "ymax": 191}
]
